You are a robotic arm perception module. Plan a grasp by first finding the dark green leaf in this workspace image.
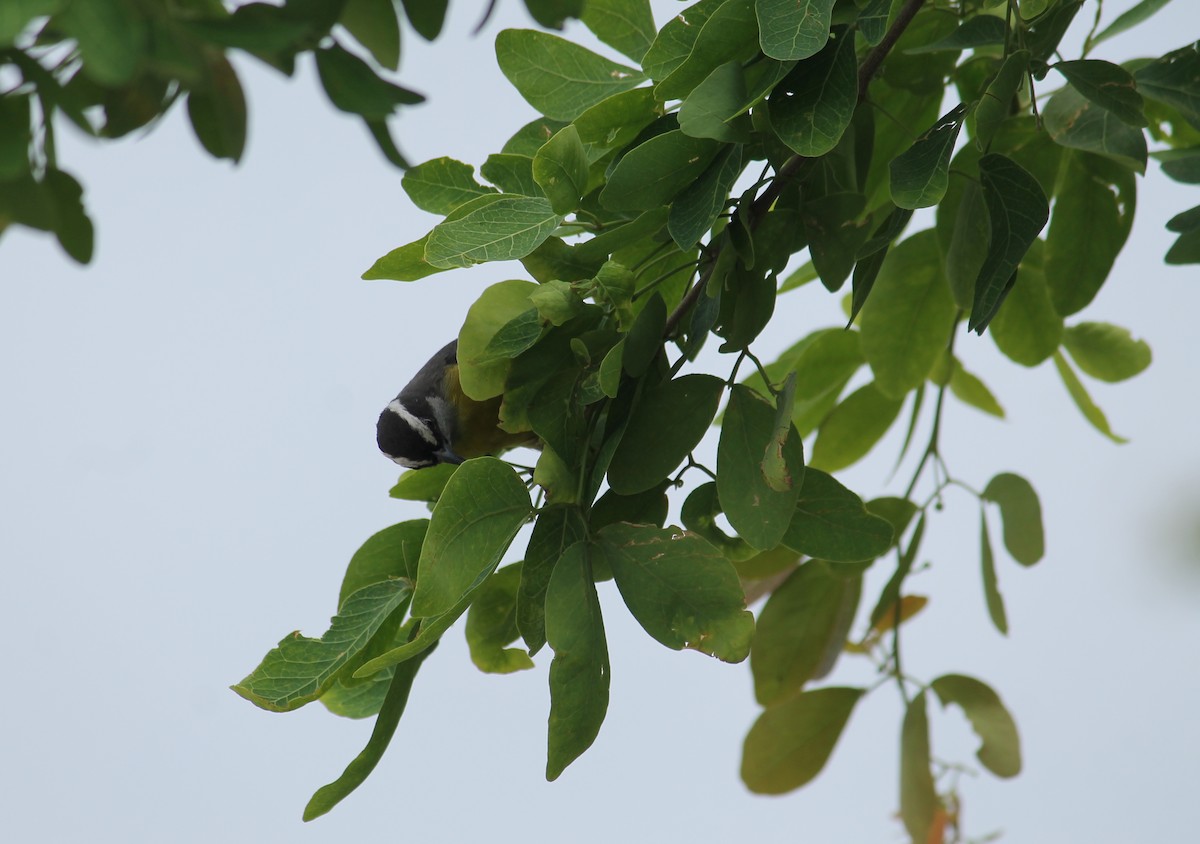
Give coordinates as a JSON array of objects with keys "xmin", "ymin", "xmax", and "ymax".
[
  {"xmin": 466, "ymin": 564, "xmax": 534, "ymax": 674},
  {"xmin": 1160, "ymin": 148, "xmax": 1200, "ymax": 183},
  {"xmin": 518, "ymin": 505, "xmax": 588, "ymax": 655},
  {"xmin": 906, "ymin": 14, "xmax": 1007, "ymax": 53},
  {"xmin": 365, "ymin": 117, "xmax": 410, "ymax": 168},
  {"xmin": 315, "ymin": 44, "xmax": 423, "ymax": 119},
  {"xmin": 900, "ymin": 692, "xmax": 938, "ymax": 844},
  {"xmin": 621, "ymin": 291, "xmax": 666, "ymax": 377},
  {"xmin": 751, "ymin": 561, "xmax": 854, "ymax": 704},
  {"xmin": 608, "ymin": 374, "xmax": 724, "ymax": 494},
  {"xmin": 496, "ymin": 29, "xmax": 645, "ymax": 121},
  {"xmin": 0, "ymin": 94, "xmax": 30, "ymax": 179},
  {"xmin": 741, "ymin": 687, "xmax": 863, "ymax": 794},
  {"xmin": 545, "ymin": 541, "xmax": 609, "ymax": 780},
  {"xmin": 767, "ymin": 28, "xmax": 858, "ymax": 157},
  {"xmin": 44, "ymin": 169, "xmax": 93, "ymax": 264},
  {"xmin": 58, "ymin": 0, "xmax": 146, "ymax": 86},
  {"xmin": 1055, "ymin": 60, "xmax": 1147, "ymax": 128},
  {"xmin": 969, "ymin": 153, "xmax": 1050, "ymax": 334},
  {"xmin": 802, "ymin": 192, "xmax": 870, "ymax": 291},
  {"xmin": 186, "ymin": 56, "xmax": 247, "ymax": 163},
  {"xmin": 232, "ymin": 579, "xmax": 412, "ymax": 712},
  {"xmin": 641, "ymin": 0, "xmax": 726, "ymax": 80},
  {"xmin": 678, "ymin": 62, "xmax": 753, "ymax": 142},
  {"xmin": 931, "ymin": 674, "xmax": 1022, "ymax": 778},
  {"xmin": 980, "ymin": 511, "xmax": 1008, "ymax": 634},
  {"xmin": 1134, "ymin": 43, "xmax": 1200, "ymax": 130},
  {"xmin": 975, "ymin": 50, "xmax": 1030, "ymax": 151},
  {"xmin": 523, "ymin": 0, "xmax": 585, "ymax": 28},
  {"xmin": 860, "ymin": 230, "xmax": 956, "ymax": 397},
  {"xmin": 810, "ymin": 382, "xmax": 905, "ymax": 472},
  {"xmin": 580, "ymin": 0, "xmax": 657, "ymax": 62},
  {"xmin": 600, "ymin": 130, "xmax": 721, "ymax": 211},
  {"xmin": 755, "ymin": 0, "xmax": 835, "ymax": 61},
  {"xmin": 480, "ymin": 153, "xmax": 541, "ymax": 196},
  {"xmin": 1062, "ymin": 321, "xmax": 1152, "ymax": 382},
  {"xmin": 302, "ymin": 637, "xmax": 433, "ymax": 821},
  {"xmin": 400, "ymin": 0, "xmax": 447, "ymax": 39},
  {"xmin": 668, "ymin": 144, "xmax": 744, "ymax": 248},
  {"xmin": 857, "ymin": 0, "xmax": 890, "ymax": 45},
  {"xmin": 410, "ymin": 457, "xmax": 532, "ymax": 618},
  {"xmin": 402, "ymin": 158, "xmax": 497, "ymax": 215},
  {"xmin": 783, "ymin": 469, "xmax": 894, "ymax": 563},
  {"xmin": 572, "ymin": 87, "xmax": 661, "ymax": 153},
  {"xmin": 1043, "ymin": 85, "xmax": 1147, "ymax": 172},
  {"xmin": 718, "ymin": 386, "xmax": 804, "ymax": 550},
  {"xmin": 653, "ymin": 0, "xmax": 760, "ymax": 102},
  {"xmin": 890, "ymin": 104, "xmax": 968, "ymax": 209},
  {"xmin": 598, "ymin": 523, "xmax": 754, "ymax": 661},
  {"xmin": 341, "ymin": 0, "xmax": 401, "ymax": 70}
]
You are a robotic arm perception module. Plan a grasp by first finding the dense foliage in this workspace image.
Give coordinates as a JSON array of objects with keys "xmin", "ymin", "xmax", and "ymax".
[{"xmin": 7, "ymin": 0, "xmax": 1197, "ymax": 840}]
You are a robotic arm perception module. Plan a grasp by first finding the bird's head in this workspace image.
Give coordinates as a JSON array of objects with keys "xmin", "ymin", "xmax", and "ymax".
[{"xmin": 376, "ymin": 399, "xmax": 463, "ymax": 469}]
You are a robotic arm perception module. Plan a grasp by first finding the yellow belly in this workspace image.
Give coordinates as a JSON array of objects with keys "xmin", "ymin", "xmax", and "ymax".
[{"xmin": 444, "ymin": 364, "xmax": 539, "ymax": 458}]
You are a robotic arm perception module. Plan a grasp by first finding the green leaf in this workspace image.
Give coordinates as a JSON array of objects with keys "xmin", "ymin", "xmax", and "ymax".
[
  {"xmin": 755, "ymin": 0, "xmax": 835, "ymax": 62},
  {"xmin": 495, "ymin": 29, "xmax": 645, "ymax": 121},
  {"xmin": 975, "ymin": 50, "xmax": 1030, "ymax": 151},
  {"xmin": 989, "ymin": 242, "xmax": 1063, "ymax": 366},
  {"xmin": 362, "ymin": 235, "xmax": 447, "ymax": 282},
  {"xmin": 642, "ymin": 0, "xmax": 726, "ymax": 80},
  {"xmin": 402, "ymin": 158, "xmax": 498, "ymax": 215},
  {"xmin": 857, "ymin": 0, "xmax": 889, "ymax": 45},
  {"xmin": 58, "ymin": 0, "xmax": 146, "ymax": 86},
  {"xmin": 425, "ymin": 195, "xmax": 560, "ymax": 269},
  {"xmin": 621, "ymin": 291, "xmax": 666, "ymax": 377},
  {"xmin": 900, "ymin": 692, "xmax": 938, "ymax": 844},
  {"xmin": 400, "ymin": 0, "xmax": 448, "ymax": 39},
  {"xmin": 766, "ymin": 28, "xmax": 857, "ymax": 157},
  {"xmin": 654, "ymin": 0, "xmax": 761, "ymax": 102},
  {"xmin": 457, "ymin": 280, "xmax": 537, "ymax": 399},
  {"xmin": 906, "ymin": 14, "xmax": 1006, "ymax": 53},
  {"xmin": 533, "ymin": 125, "xmax": 589, "ymax": 215},
  {"xmin": 608, "ymin": 374, "xmax": 724, "ymax": 494},
  {"xmin": 1053, "ymin": 351, "xmax": 1128, "ymax": 443},
  {"xmin": 186, "ymin": 56, "xmax": 247, "ymax": 163},
  {"xmin": 598, "ymin": 523, "xmax": 754, "ymax": 661},
  {"xmin": 1160, "ymin": 148, "xmax": 1200, "ymax": 184},
  {"xmin": 0, "ymin": 0, "xmax": 61, "ymax": 45},
  {"xmin": 718, "ymin": 386, "xmax": 804, "ymax": 550},
  {"xmin": 761, "ymin": 371, "xmax": 799, "ymax": 492},
  {"xmin": 315, "ymin": 44, "xmax": 422, "ymax": 119},
  {"xmin": 545, "ymin": 541, "xmax": 609, "ymax": 780},
  {"xmin": 339, "ymin": 520, "xmax": 426, "ymax": 607},
  {"xmin": 466, "ymin": 564, "xmax": 535, "ymax": 674},
  {"xmin": 930, "ymin": 674, "xmax": 1022, "ymax": 778},
  {"xmin": 1055, "ymin": 60, "xmax": 1147, "ymax": 128},
  {"xmin": 1043, "ymin": 85, "xmax": 1147, "ymax": 173},
  {"xmin": 969, "ymin": 153, "xmax": 1050, "ymax": 334},
  {"xmin": 980, "ymin": 511, "xmax": 1008, "ymax": 634},
  {"xmin": 1062, "ymin": 321, "xmax": 1152, "ymax": 382},
  {"xmin": 890, "ymin": 104, "xmax": 968, "ymax": 209},
  {"xmin": 519, "ymin": 505, "xmax": 589, "ymax": 655},
  {"xmin": 678, "ymin": 62, "xmax": 753, "ymax": 142},
  {"xmin": 43, "ymin": 169, "xmax": 93, "ymax": 264},
  {"xmin": 320, "ymin": 666, "xmax": 396, "ymax": 720},
  {"xmin": 948, "ymin": 358, "xmax": 1005, "ymax": 418},
  {"xmin": 810, "ymin": 382, "xmax": 905, "ymax": 472},
  {"xmin": 600, "ymin": 130, "xmax": 722, "ymax": 211},
  {"xmin": 303, "ymin": 636, "xmax": 433, "ymax": 820},
  {"xmin": 751, "ymin": 561, "xmax": 855, "ymax": 704},
  {"xmin": 365, "ymin": 117, "xmax": 410, "ymax": 168},
  {"xmin": 572, "ymin": 87, "xmax": 661, "ymax": 153},
  {"xmin": 860, "ymin": 230, "xmax": 957, "ymax": 398},
  {"xmin": 0, "ymin": 94, "xmax": 29, "ymax": 179},
  {"xmin": 942, "ymin": 177, "xmax": 989, "ymax": 309},
  {"xmin": 1134, "ymin": 43, "xmax": 1200, "ymax": 130},
  {"xmin": 481, "ymin": 153, "xmax": 541, "ymax": 197},
  {"xmin": 580, "ymin": 0, "xmax": 657, "ymax": 62},
  {"xmin": 741, "ymin": 687, "xmax": 863, "ymax": 794},
  {"xmin": 668, "ymin": 143, "xmax": 744, "ymax": 248},
  {"xmin": 782, "ymin": 469, "xmax": 894, "ymax": 563},
  {"xmin": 341, "ymin": 0, "xmax": 401, "ymax": 70},
  {"xmin": 983, "ymin": 472, "xmax": 1045, "ymax": 566},
  {"xmin": 802, "ymin": 192, "xmax": 870, "ymax": 291},
  {"xmin": 1044, "ymin": 152, "xmax": 1131, "ymax": 316},
  {"xmin": 523, "ymin": 0, "xmax": 585, "ymax": 28},
  {"xmin": 410, "ymin": 458, "xmax": 532, "ymax": 618},
  {"xmin": 1091, "ymin": 0, "xmax": 1175, "ymax": 47},
  {"xmin": 232, "ymin": 579, "xmax": 413, "ymax": 712}
]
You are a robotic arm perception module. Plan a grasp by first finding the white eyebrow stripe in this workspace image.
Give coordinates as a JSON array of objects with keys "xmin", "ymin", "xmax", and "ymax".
[{"xmin": 386, "ymin": 400, "xmax": 439, "ymax": 446}]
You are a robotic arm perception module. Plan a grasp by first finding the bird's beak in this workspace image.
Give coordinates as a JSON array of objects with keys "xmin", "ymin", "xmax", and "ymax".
[{"xmin": 435, "ymin": 447, "xmax": 466, "ymax": 465}]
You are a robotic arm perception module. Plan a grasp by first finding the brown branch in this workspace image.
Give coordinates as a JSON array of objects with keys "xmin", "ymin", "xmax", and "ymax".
[{"xmin": 662, "ymin": 0, "xmax": 929, "ymax": 339}]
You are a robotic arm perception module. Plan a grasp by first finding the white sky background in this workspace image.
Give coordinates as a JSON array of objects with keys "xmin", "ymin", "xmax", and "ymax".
[{"xmin": 3, "ymin": 1, "xmax": 1199, "ymax": 841}]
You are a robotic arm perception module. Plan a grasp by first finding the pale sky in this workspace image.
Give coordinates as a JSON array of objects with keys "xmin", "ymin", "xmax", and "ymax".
[{"xmin": 3, "ymin": 2, "xmax": 1199, "ymax": 841}]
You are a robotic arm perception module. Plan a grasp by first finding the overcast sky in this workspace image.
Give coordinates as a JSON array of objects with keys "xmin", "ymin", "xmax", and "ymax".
[{"xmin": 3, "ymin": 2, "xmax": 1199, "ymax": 841}]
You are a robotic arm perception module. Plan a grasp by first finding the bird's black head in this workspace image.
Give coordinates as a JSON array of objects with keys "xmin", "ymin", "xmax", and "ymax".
[{"xmin": 377, "ymin": 400, "xmax": 444, "ymax": 469}]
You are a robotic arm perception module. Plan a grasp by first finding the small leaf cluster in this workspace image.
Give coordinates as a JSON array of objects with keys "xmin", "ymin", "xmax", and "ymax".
[
  {"xmin": 0, "ymin": 0, "xmax": 451, "ymax": 263},
  {"xmin": 235, "ymin": 0, "xmax": 1193, "ymax": 838}
]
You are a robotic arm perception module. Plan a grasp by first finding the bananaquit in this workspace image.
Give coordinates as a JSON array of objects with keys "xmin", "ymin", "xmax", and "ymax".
[{"xmin": 376, "ymin": 340, "xmax": 534, "ymax": 468}]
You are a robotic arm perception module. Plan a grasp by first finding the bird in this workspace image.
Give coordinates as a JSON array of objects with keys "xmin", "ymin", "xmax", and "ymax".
[{"xmin": 376, "ymin": 340, "xmax": 535, "ymax": 468}]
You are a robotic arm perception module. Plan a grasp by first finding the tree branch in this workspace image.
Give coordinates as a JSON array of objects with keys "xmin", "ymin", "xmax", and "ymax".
[{"xmin": 663, "ymin": 0, "xmax": 929, "ymax": 338}]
